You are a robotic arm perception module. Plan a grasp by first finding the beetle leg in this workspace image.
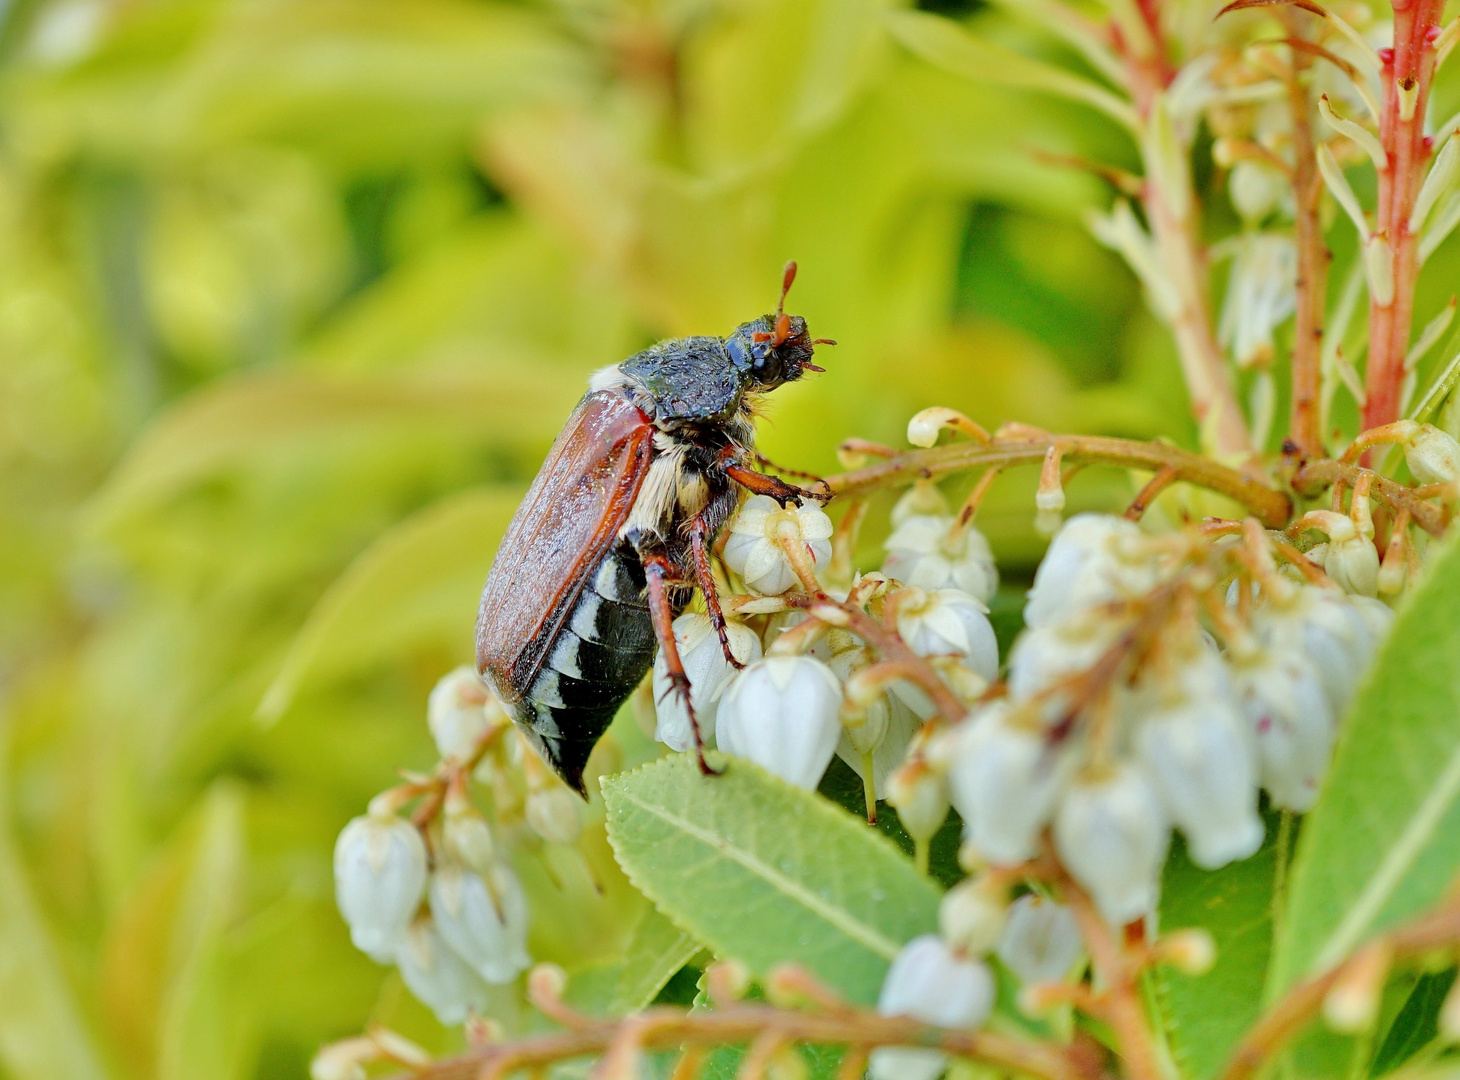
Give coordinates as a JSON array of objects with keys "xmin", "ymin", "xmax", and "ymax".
[
  {"xmin": 723, "ymin": 462, "xmax": 832, "ymax": 506},
  {"xmin": 642, "ymin": 549, "xmax": 722, "ymax": 778},
  {"xmin": 754, "ymin": 451, "xmax": 829, "ymax": 491},
  {"xmin": 689, "ymin": 512, "xmax": 742, "ymax": 670}
]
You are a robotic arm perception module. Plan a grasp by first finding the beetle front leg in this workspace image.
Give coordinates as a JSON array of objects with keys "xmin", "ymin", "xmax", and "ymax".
[
  {"xmin": 723, "ymin": 461, "xmax": 832, "ymax": 506},
  {"xmin": 689, "ymin": 512, "xmax": 742, "ymax": 670},
  {"xmin": 641, "ymin": 549, "xmax": 722, "ymax": 778}
]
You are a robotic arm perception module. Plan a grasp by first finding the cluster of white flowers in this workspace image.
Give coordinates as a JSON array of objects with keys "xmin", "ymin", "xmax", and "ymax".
[
  {"xmin": 872, "ymin": 886, "xmax": 1083, "ymax": 1080},
  {"xmin": 902, "ymin": 513, "xmax": 1393, "ymax": 926},
  {"xmin": 333, "ymin": 667, "xmax": 586, "ymax": 1024},
  {"xmin": 651, "ymin": 491, "xmax": 1000, "ymax": 802}
]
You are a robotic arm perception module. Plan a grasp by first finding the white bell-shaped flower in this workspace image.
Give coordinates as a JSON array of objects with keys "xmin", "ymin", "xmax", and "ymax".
[
  {"xmin": 428, "ymin": 666, "xmax": 503, "ymax": 763},
  {"xmin": 1404, "ymin": 423, "xmax": 1460, "ymax": 484},
  {"xmin": 894, "ymin": 587, "xmax": 1000, "ymax": 681},
  {"xmin": 651, "ymin": 613, "xmax": 763, "ymax": 752},
  {"xmin": 1006, "ymin": 615, "xmax": 1121, "ymax": 720},
  {"xmin": 870, "ymin": 935, "xmax": 996, "ymax": 1080},
  {"xmin": 1024, "ymin": 514, "xmax": 1158, "ymax": 628},
  {"xmin": 723, "ymin": 495, "xmax": 833, "ymax": 595},
  {"xmin": 334, "ymin": 812, "xmax": 428, "ymax": 962},
  {"xmin": 996, "ymin": 894, "xmax": 1084, "ymax": 984},
  {"xmin": 882, "ymin": 514, "xmax": 999, "ymax": 603},
  {"xmin": 1256, "ymin": 588, "xmax": 1377, "ymax": 715},
  {"xmin": 886, "ymin": 758, "xmax": 951, "ymax": 847},
  {"xmin": 938, "ymin": 879, "xmax": 1007, "ymax": 955},
  {"xmin": 717, "ymin": 656, "xmax": 843, "ymax": 789},
  {"xmin": 525, "ymin": 786, "xmax": 582, "ymax": 845},
  {"xmin": 1054, "ymin": 764, "xmax": 1169, "ymax": 925},
  {"xmin": 429, "ymin": 862, "xmax": 531, "ymax": 984},
  {"xmin": 1136, "ymin": 699, "xmax": 1263, "ymax": 869},
  {"xmin": 1232, "ymin": 649, "xmax": 1336, "ymax": 812},
  {"xmin": 948, "ymin": 702, "xmax": 1068, "ymax": 866},
  {"xmin": 396, "ymin": 915, "xmax": 492, "ymax": 1024}
]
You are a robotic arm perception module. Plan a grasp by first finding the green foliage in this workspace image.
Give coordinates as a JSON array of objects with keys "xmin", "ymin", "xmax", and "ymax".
[
  {"xmin": 1270, "ymin": 534, "xmax": 1460, "ymax": 994},
  {"xmin": 603, "ymin": 753, "xmax": 941, "ymax": 1005},
  {"xmin": 1156, "ymin": 815, "xmax": 1280, "ymax": 1080}
]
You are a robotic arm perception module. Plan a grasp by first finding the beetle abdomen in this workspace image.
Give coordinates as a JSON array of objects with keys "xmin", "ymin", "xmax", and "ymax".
[{"xmin": 508, "ymin": 546, "xmax": 655, "ymax": 793}]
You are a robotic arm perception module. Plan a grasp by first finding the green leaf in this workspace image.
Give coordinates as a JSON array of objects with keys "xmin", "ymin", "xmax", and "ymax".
[
  {"xmin": 1155, "ymin": 814, "xmax": 1281, "ymax": 1080},
  {"xmin": 1270, "ymin": 534, "xmax": 1460, "ymax": 994},
  {"xmin": 562, "ymin": 905, "xmax": 700, "ymax": 1017},
  {"xmin": 0, "ymin": 742, "xmax": 112, "ymax": 1080},
  {"xmin": 258, "ymin": 485, "xmax": 522, "ymax": 719},
  {"xmin": 885, "ymin": 10, "xmax": 1139, "ymax": 133},
  {"xmin": 603, "ymin": 753, "xmax": 942, "ymax": 1005}
]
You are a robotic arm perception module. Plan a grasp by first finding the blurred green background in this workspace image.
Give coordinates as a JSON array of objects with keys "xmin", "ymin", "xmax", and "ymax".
[{"xmin": 0, "ymin": 0, "xmax": 1217, "ymax": 1075}]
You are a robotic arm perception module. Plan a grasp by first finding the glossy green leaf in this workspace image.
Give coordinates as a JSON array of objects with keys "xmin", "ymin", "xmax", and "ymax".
[
  {"xmin": 1270, "ymin": 534, "xmax": 1460, "ymax": 993},
  {"xmin": 562, "ymin": 904, "xmax": 700, "ymax": 1017},
  {"xmin": 603, "ymin": 753, "xmax": 941, "ymax": 1005},
  {"xmin": 1155, "ymin": 816, "xmax": 1280, "ymax": 1080}
]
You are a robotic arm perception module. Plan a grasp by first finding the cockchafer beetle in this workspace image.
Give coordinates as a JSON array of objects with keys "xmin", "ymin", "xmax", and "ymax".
[{"xmin": 475, "ymin": 262, "xmax": 835, "ymax": 795}]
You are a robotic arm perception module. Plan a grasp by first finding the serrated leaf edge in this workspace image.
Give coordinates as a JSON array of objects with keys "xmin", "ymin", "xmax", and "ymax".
[{"xmin": 601, "ymin": 755, "xmax": 940, "ymax": 967}]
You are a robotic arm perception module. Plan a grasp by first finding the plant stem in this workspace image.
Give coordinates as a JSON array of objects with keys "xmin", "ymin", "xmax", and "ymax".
[
  {"xmin": 1283, "ymin": 9, "xmax": 1330, "ymax": 456},
  {"xmin": 1363, "ymin": 0, "xmax": 1446, "ymax": 429},
  {"xmin": 398, "ymin": 1003, "xmax": 1100, "ymax": 1080},
  {"xmin": 827, "ymin": 434, "xmax": 1292, "ymax": 528},
  {"xmin": 1219, "ymin": 895, "xmax": 1460, "ymax": 1080},
  {"xmin": 1288, "ymin": 458, "xmax": 1448, "ymax": 534},
  {"xmin": 1112, "ymin": 2, "xmax": 1253, "ymax": 460}
]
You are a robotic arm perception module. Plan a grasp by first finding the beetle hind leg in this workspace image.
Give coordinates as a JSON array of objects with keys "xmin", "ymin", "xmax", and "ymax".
[{"xmin": 642, "ymin": 548, "xmax": 722, "ymax": 778}]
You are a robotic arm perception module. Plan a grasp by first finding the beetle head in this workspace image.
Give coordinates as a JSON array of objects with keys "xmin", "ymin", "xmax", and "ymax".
[{"xmin": 726, "ymin": 262, "xmax": 835, "ymax": 390}]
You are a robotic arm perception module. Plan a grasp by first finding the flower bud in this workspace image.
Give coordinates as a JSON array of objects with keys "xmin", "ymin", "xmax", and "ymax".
[
  {"xmin": 948, "ymin": 703, "xmax": 1069, "ymax": 866},
  {"xmin": 1024, "ymin": 514, "xmax": 1157, "ymax": 629},
  {"xmin": 1229, "ymin": 160, "xmax": 1285, "ymax": 222},
  {"xmin": 996, "ymin": 894, "xmax": 1083, "ymax": 984},
  {"xmin": 1006, "ymin": 616, "xmax": 1119, "ymax": 715},
  {"xmin": 652, "ymin": 612, "xmax": 763, "ymax": 752},
  {"xmin": 723, "ymin": 496, "xmax": 833, "ymax": 595},
  {"xmin": 428, "ymin": 666, "xmax": 504, "ymax": 763},
  {"xmin": 1157, "ymin": 929, "xmax": 1216, "ymax": 976},
  {"xmin": 525, "ymin": 786, "xmax": 582, "ymax": 845},
  {"xmin": 1233, "ymin": 649, "xmax": 1336, "ymax": 813},
  {"xmin": 939, "ymin": 878, "xmax": 1007, "ymax": 955},
  {"xmin": 705, "ymin": 958, "xmax": 753, "ymax": 1005},
  {"xmin": 831, "ymin": 645, "xmax": 925, "ymax": 795},
  {"xmin": 870, "ymin": 935, "xmax": 996, "ymax": 1080},
  {"xmin": 396, "ymin": 915, "xmax": 492, "ymax": 1024},
  {"xmin": 882, "ymin": 514, "xmax": 999, "ymax": 603},
  {"xmin": 429, "ymin": 862, "xmax": 532, "ymax": 984},
  {"xmin": 894, "ymin": 588, "xmax": 999, "ymax": 682},
  {"xmin": 1136, "ymin": 699, "xmax": 1263, "ymax": 870},
  {"xmin": 886, "ymin": 758, "xmax": 950, "ymax": 846},
  {"xmin": 334, "ymin": 811, "xmax": 428, "ymax": 962},
  {"xmin": 1054, "ymin": 764, "xmax": 1169, "ymax": 926},
  {"xmin": 1323, "ymin": 943, "xmax": 1391, "ymax": 1033},
  {"xmin": 717, "ymin": 656, "xmax": 843, "ymax": 790},
  {"xmin": 1404, "ymin": 423, "xmax": 1460, "ymax": 484},
  {"xmin": 311, "ymin": 1038, "xmax": 377, "ymax": 1080}
]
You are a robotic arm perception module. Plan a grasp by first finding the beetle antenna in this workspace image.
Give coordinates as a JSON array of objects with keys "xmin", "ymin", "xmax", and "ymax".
[{"xmin": 776, "ymin": 261, "xmax": 797, "ymax": 319}]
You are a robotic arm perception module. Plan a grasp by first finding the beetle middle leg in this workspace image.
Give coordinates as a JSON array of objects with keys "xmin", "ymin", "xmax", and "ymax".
[
  {"xmin": 640, "ymin": 547, "xmax": 722, "ymax": 778},
  {"xmin": 689, "ymin": 510, "xmax": 742, "ymax": 670}
]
